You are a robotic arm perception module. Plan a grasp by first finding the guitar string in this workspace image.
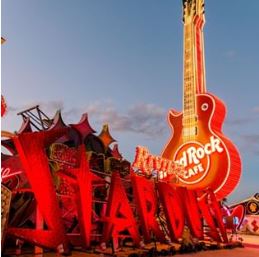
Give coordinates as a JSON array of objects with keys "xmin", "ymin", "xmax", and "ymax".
[
  {"xmin": 189, "ymin": 23, "xmax": 192, "ymax": 141},
  {"xmin": 186, "ymin": 24, "xmax": 191, "ymax": 141},
  {"xmin": 186, "ymin": 24, "xmax": 189, "ymax": 141},
  {"xmin": 188, "ymin": 25, "xmax": 191, "ymax": 140}
]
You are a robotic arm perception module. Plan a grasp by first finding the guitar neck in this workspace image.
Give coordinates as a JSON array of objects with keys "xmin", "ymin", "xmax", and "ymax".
[
  {"xmin": 183, "ymin": 0, "xmax": 206, "ymax": 94},
  {"xmin": 183, "ymin": 23, "xmax": 197, "ymax": 141},
  {"xmin": 182, "ymin": 0, "xmax": 206, "ymax": 140},
  {"xmin": 183, "ymin": 22, "xmax": 197, "ymax": 121}
]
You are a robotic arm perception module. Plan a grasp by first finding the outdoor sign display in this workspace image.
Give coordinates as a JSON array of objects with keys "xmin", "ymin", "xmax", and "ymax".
[
  {"xmin": 1, "ymin": 0, "xmax": 244, "ymax": 254},
  {"xmin": 3, "ymin": 129, "xmax": 228, "ymax": 253}
]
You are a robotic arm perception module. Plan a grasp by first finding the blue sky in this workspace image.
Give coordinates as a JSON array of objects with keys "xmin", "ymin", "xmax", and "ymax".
[{"xmin": 2, "ymin": 0, "xmax": 259, "ymax": 203}]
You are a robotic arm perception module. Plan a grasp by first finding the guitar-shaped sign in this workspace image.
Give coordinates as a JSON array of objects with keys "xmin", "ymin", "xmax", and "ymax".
[{"xmin": 162, "ymin": 0, "xmax": 241, "ymax": 200}]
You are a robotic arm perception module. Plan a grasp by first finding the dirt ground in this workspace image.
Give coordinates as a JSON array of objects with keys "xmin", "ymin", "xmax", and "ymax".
[
  {"xmin": 3, "ymin": 234, "xmax": 258, "ymax": 257},
  {"xmin": 2, "ymin": 247, "xmax": 258, "ymax": 257},
  {"xmin": 178, "ymin": 247, "xmax": 259, "ymax": 257}
]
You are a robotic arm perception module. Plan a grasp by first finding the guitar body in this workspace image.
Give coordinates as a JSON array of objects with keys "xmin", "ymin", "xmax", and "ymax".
[{"xmin": 162, "ymin": 93, "xmax": 241, "ymax": 199}]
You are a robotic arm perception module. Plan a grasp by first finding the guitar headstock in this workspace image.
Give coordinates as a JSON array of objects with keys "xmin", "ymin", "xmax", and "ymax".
[{"xmin": 182, "ymin": 0, "xmax": 205, "ymax": 24}]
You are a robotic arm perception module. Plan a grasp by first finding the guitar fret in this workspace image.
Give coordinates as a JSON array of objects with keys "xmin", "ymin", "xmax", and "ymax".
[{"xmin": 183, "ymin": 22, "xmax": 197, "ymax": 138}]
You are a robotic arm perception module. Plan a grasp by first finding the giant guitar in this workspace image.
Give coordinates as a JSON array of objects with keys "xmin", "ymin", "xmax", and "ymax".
[{"xmin": 162, "ymin": 0, "xmax": 241, "ymax": 200}]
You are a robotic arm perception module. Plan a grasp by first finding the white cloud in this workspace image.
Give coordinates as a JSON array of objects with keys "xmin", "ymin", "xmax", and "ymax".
[
  {"xmin": 83, "ymin": 101, "xmax": 167, "ymax": 137},
  {"xmin": 6, "ymin": 100, "xmax": 168, "ymax": 137},
  {"xmin": 7, "ymin": 100, "xmax": 64, "ymax": 117}
]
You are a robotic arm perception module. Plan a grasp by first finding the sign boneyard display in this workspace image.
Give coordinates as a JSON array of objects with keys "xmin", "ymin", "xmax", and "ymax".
[
  {"xmin": 1, "ymin": 115, "xmax": 239, "ymax": 255},
  {"xmin": 1, "ymin": 0, "xmax": 244, "ymax": 255}
]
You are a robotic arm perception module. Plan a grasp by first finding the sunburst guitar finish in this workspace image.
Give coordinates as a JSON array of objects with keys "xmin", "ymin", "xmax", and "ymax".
[{"xmin": 162, "ymin": 93, "xmax": 241, "ymax": 200}]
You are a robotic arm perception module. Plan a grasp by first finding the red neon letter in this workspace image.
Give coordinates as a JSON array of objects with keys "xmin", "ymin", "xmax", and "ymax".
[
  {"xmin": 198, "ymin": 189, "xmax": 228, "ymax": 243},
  {"xmin": 9, "ymin": 130, "xmax": 69, "ymax": 252},
  {"xmin": 131, "ymin": 174, "xmax": 165, "ymax": 242},
  {"xmin": 157, "ymin": 182, "xmax": 184, "ymax": 241},
  {"xmin": 71, "ymin": 146, "xmax": 106, "ymax": 248},
  {"xmin": 102, "ymin": 172, "xmax": 141, "ymax": 246},
  {"xmin": 178, "ymin": 188, "xmax": 203, "ymax": 239},
  {"xmin": 73, "ymin": 146, "xmax": 94, "ymax": 248}
]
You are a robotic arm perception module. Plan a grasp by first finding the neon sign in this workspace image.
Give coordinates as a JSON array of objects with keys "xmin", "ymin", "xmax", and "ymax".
[
  {"xmin": 132, "ymin": 146, "xmax": 183, "ymax": 180},
  {"xmin": 161, "ymin": 0, "xmax": 241, "ymax": 199},
  {"xmin": 174, "ymin": 136, "xmax": 224, "ymax": 183},
  {"xmin": 3, "ymin": 130, "xmax": 229, "ymax": 253}
]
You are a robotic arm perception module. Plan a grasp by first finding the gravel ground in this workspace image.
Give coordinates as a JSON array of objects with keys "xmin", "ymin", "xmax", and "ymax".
[
  {"xmin": 3, "ymin": 247, "xmax": 259, "ymax": 257},
  {"xmin": 177, "ymin": 247, "xmax": 259, "ymax": 257}
]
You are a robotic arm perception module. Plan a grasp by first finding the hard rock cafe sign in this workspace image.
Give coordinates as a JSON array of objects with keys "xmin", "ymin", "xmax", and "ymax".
[
  {"xmin": 161, "ymin": 0, "xmax": 241, "ymax": 199},
  {"xmin": 132, "ymin": 146, "xmax": 184, "ymax": 180},
  {"xmin": 133, "ymin": 134, "xmax": 235, "ymax": 192},
  {"xmin": 174, "ymin": 136, "xmax": 223, "ymax": 183}
]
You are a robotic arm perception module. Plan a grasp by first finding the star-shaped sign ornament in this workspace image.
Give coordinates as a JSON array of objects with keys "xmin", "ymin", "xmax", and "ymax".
[
  {"xmin": 98, "ymin": 124, "xmax": 116, "ymax": 149},
  {"xmin": 70, "ymin": 113, "xmax": 96, "ymax": 141},
  {"xmin": 111, "ymin": 144, "xmax": 123, "ymax": 160}
]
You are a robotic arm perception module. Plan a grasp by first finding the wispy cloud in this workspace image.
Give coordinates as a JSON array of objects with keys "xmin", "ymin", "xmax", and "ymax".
[
  {"xmin": 127, "ymin": 103, "xmax": 167, "ymax": 136},
  {"xmin": 226, "ymin": 117, "xmax": 254, "ymax": 126},
  {"xmin": 7, "ymin": 100, "xmax": 64, "ymax": 116},
  {"xmin": 238, "ymin": 134, "xmax": 259, "ymax": 155},
  {"xmin": 9, "ymin": 100, "xmax": 168, "ymax": 137},
  {"xmin": 83, "ymin": 101, "xmax": 167, "ymax": 137},
  {"xmin": 224, "ymin": 107, "xmax": 259, "ymax": 155},
  {"xmin": 226, "ymin": 106, "xmax": 259, "ymax": 127}
]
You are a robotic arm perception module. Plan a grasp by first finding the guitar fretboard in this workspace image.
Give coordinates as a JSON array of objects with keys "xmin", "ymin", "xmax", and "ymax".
[
  {"xmin": 183, "ymin": 23, "xmax": 197, "ymax": 141},
  {"xmin": 182, "ymin": 0, "xmax": 206, "ymax": 142}
]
